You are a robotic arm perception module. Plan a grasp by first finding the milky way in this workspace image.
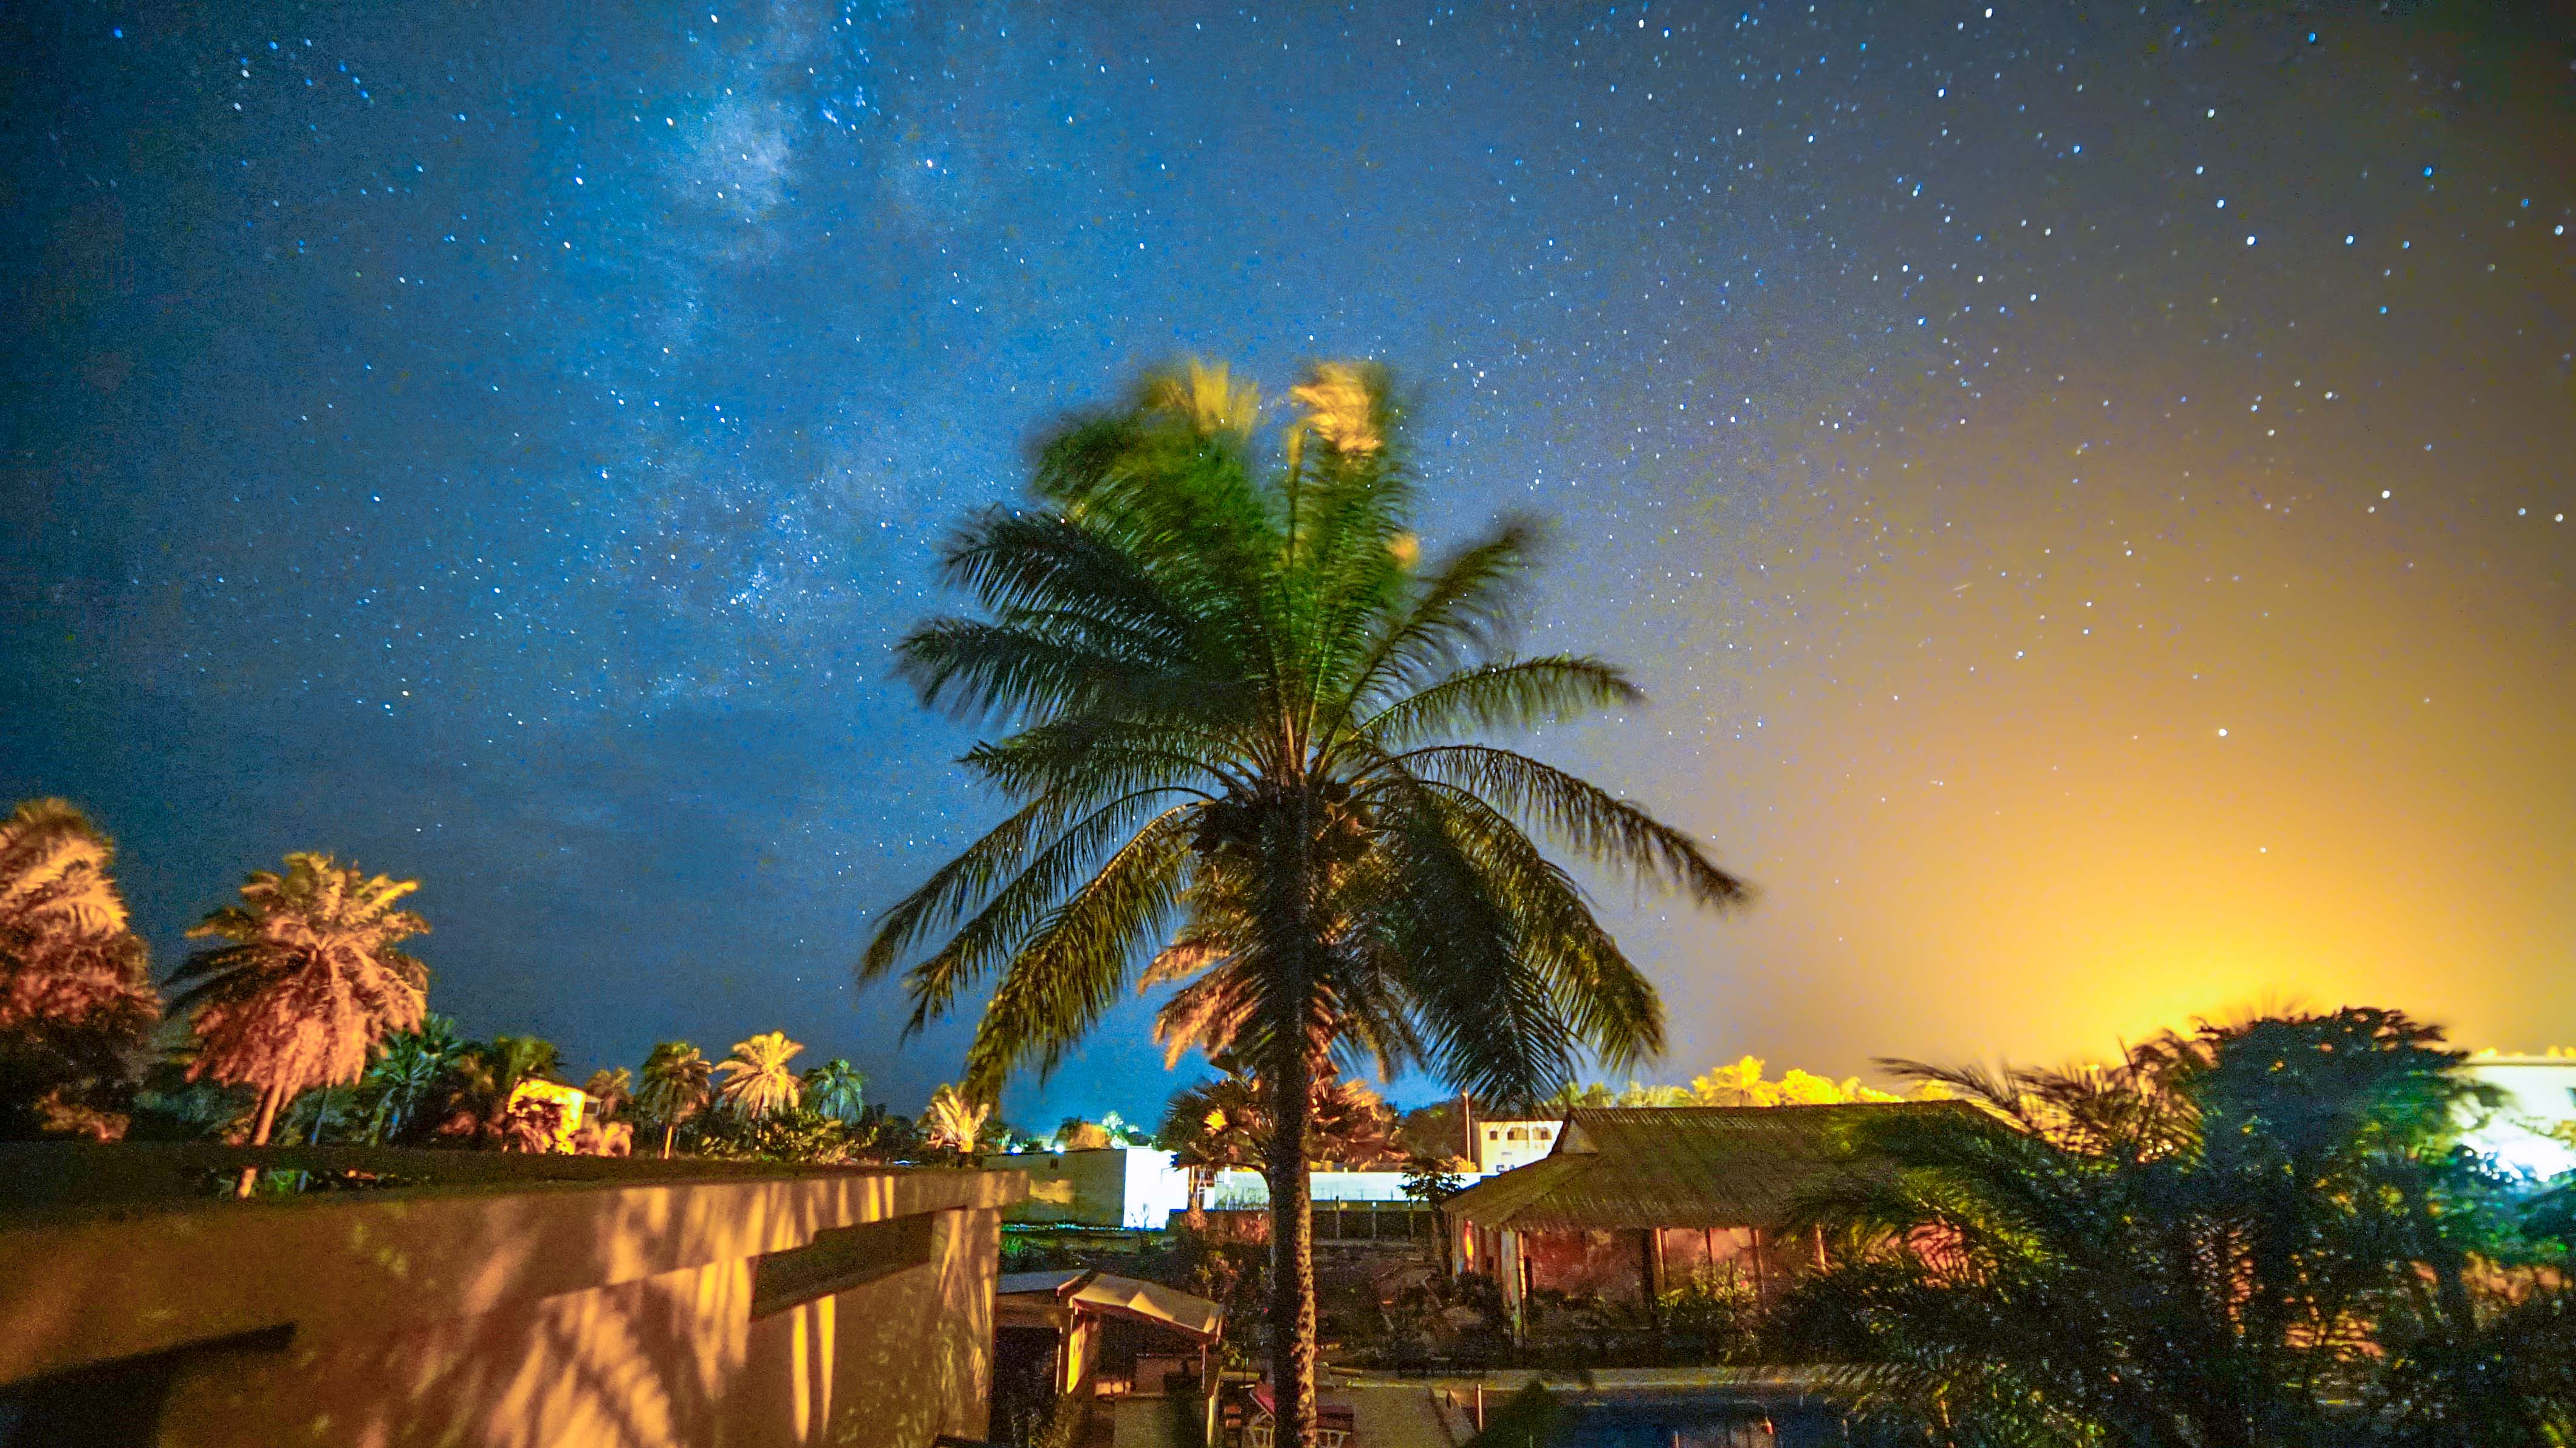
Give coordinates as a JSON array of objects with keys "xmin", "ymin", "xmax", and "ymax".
[{"xmin": 4, "ymin": 2, "xmax": 2569, "ymax": 1127}]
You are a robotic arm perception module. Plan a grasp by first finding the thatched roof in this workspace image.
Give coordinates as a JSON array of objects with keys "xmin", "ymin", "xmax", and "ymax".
[{"xmin": 1440, "ymin": 1102, "xmax": 1975, "ymax": 1234}]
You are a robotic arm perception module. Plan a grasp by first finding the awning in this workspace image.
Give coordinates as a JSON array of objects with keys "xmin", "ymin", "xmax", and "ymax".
[{"xmin": 996, "ymin": 1268, "xmax": 1224, "ymax": 1342}]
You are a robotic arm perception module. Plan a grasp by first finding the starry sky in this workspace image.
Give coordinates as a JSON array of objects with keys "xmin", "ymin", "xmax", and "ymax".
[{"xmin": 3, "ymin": 1, "xmax": 2570, "ymax": 1129}]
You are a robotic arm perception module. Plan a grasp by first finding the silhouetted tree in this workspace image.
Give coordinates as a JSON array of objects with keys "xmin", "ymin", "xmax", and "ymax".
[
  {"xmin": 637, "ymin": 1040, "xmax": 713, "ymax": 1158},
  {"xmin": 1775, "ymin": 1007, "xmax": 2576, "ymax": 1446}
]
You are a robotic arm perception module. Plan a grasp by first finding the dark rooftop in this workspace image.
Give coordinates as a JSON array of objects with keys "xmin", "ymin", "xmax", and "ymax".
[{"xmin": 1442, "ymin": 1102, "xmax": 1979, "ymax": 1233}]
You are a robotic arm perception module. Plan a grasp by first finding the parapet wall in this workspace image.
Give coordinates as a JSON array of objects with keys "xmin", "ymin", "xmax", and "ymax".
[{"xmin": 0, "ymin": 1146, "xmax": 1027, "ymax": 1448}]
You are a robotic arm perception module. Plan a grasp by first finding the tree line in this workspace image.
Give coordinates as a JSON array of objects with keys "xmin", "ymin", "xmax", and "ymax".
[
  {"xmin": 0, "ymin": 797, "xmax": 993, "ymax": 1170},
  {"xmin": 1770, "ymin": 1008, "xmax": 2576, "ymax": 1444}
]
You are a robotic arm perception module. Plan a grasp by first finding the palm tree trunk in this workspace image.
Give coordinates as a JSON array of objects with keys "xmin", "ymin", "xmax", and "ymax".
[
  {"xmin": 661, "ymin": 1121, "xmax": 676, "ymax": 1159},
  {"xmin": 1266, "ymin": 1021, "xmax": 1318, "ymax": 1448},
  {"xmin": 236, "ymin": 1084, "xmax": 284, "ymax": 1198}
]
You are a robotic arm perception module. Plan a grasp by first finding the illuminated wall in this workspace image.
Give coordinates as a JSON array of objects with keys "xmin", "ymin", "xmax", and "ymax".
[{"xmin": 0, "ymin": 1159, "xmax": 1023, "ymax": 1447}]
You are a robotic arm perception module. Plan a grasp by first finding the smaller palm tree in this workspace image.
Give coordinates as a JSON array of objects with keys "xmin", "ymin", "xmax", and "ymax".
[
  {"xmin": 637, "ymin": 1040, "xmax": 713, "ymax": 1158},
  {"xmin": 801, "ymin": 1058, "xmax": 866, "ymax": 1122},
  {"xmin": 921, "ymin": 1083, "xmax": 991, "ymax": 1161},
  {"xmin": 584, "ymin": 1067, "xmax": 634, "ymax": 1121},
  {"xmin": 171, "ymin": 853, "xmax": 430, "ymax": 1162},
  {"xmin": 429, "ymin": 1035, "xmax": 563, "ymax": 1146},
  {"xmin": 716, "ymin": 1031, "xmax": 804, "ymax": 1118},
  {"xmin": 361, "ymin": 1013, "xmax": 465, "ymax": 1143},
  {"xmin": 1160, "ymin": 1076, "xmax": 1264, "ymax": 1228}
]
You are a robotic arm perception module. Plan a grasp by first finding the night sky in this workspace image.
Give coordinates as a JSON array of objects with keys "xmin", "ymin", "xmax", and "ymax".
[{"xmin": 3, "ymin": 2, "xmax": 2569, "ymax": 1129}]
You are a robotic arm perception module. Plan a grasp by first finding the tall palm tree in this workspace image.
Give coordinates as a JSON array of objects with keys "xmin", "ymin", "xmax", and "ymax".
[
  {"xmin": 637, "ymin": 1040, "xmax": 713, "ymax": 1158},
  {"xmin": 171, "ymin": 854, "xmax": 429, "ymax": 1173},
  {"xmin": 716, "ymin": 1031, "xmax": 804, "ymax": 1118},
  {"xmin": 801, "ymin": 1058, "xmax": 868, "ymax": 1122},
  {"xmin": 0, "ymin": 799, "xmax": 159, "ymax": 1123},
  {"xmin": 860, "ymin": 360, "xmax": 1747, "ymax": 1442}
]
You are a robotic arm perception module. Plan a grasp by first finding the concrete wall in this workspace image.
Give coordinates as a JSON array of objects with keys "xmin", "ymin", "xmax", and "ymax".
[
  {"xmin": 737, "ymin": 1206, "xmax": 1002, "ymax": 1447},
  {"xmin": 988, "ymin": 1149, "xmax": 1134, "ymax": 1228},
  {"xmin": 0, "ymin": 1154, "xmax": 1022, "ymax": 1448}
]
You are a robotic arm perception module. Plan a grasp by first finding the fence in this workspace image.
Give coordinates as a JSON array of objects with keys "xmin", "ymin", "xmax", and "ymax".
[{"xmin": 1182, "ymin": 1202, "xmax": 1437, "ymax": 1246}]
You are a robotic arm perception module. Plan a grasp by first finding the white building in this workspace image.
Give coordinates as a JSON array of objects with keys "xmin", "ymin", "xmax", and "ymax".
[
  {"xmin": 983, "ymin": 1148, "xmax": 1197, "ymax": 1229},
  {"xmin": 2460, "ymin": 1054, "xmax": 2576, "ymax": 1178},
  {"xmin": 987, "ymin": 1150, "xmax": 1437, "ymax": 1225},
  {"xmin": 1473, "ymin": 1116, "xmax": 1563, "ymax": 1175},
  {"xmin": 1204, "ymin": 1167, "xmax": 1418, "ymax": 1207}
]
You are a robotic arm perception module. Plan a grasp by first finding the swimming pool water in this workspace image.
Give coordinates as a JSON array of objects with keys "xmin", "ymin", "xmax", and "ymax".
[{"xmin": 1552, "ymin": 1395, "xmax": 1869, "ymax": 1448}]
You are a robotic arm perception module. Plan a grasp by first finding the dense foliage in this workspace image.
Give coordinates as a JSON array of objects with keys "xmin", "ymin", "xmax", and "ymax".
[
  {"xmin": 1776, "ymin": 1008, "xmax": 2576, "ymax": 1447},
  {"xmin": 0, "ymin": 799, "xmax": 158, "ymax": 1137}
]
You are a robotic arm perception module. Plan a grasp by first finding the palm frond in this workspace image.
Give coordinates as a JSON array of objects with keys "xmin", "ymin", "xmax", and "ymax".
[
  {"xmin": 1396, "ymin": 743, "xmax": 1749, "ymax": 909},
  {"xmin": 956, "ymin": 812, "xmax": 1194, "ymax": 1092},
  {"xmin": 1338, "ymin": 518, "xmax": 1541, "ymax": 715},
  {"xmin": 1355, "ymin": 655, "xmax": 1642, "ymax": 752},
  {"xmin": 879, "ymin": 795, "xmax": 1198, "ymax": 1022}
]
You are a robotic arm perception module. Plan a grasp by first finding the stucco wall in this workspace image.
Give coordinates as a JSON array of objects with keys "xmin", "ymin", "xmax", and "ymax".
[
  {"xmin": 0, "ymin": 1156, "xmax": 1021, "ymax": 1448},
  {"xmin": 738, "ymin": 1206, "xmax": 1002, "ymax": 1447}
]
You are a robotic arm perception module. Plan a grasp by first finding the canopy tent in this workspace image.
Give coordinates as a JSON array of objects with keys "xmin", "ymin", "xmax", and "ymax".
[
  {"xmin": 996, "ymin": 1268, "xmax": 1224, "ymax": 1342},
  {"xmin": 993, "ymin": 1267, "xmax": 1225, "ymax": 1419}
]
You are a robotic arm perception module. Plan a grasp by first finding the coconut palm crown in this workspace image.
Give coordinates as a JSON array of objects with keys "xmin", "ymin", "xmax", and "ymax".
[
  {"xmin": 170, "ymin": 853, "xmax": 429, "ymax": 1147},
  {"xmin": 860, "ymin": 360, "xmax": 1747, "ymax": 1443},
  {"xmin": 360, "ymin": 1013, "xmax": 465, "ymax": 1143},
  {"xmin": 715, "ymin": 1030, "xmax": 804, "ymax": 1118},
  {"xmin": 920, "ymin": 1082, "xmax": 992, "ymax": 1158},
  {"xmin": 0, "ymin": 799, "xmax": 159, "ymax": 1113},
  {"xmin": 637, "ymin": 1040, "xmax": 714, "ymax": 1158},
  {"xmin": 801, "ymin": 1058, "xmax": 868, "ymax": 1122}
]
